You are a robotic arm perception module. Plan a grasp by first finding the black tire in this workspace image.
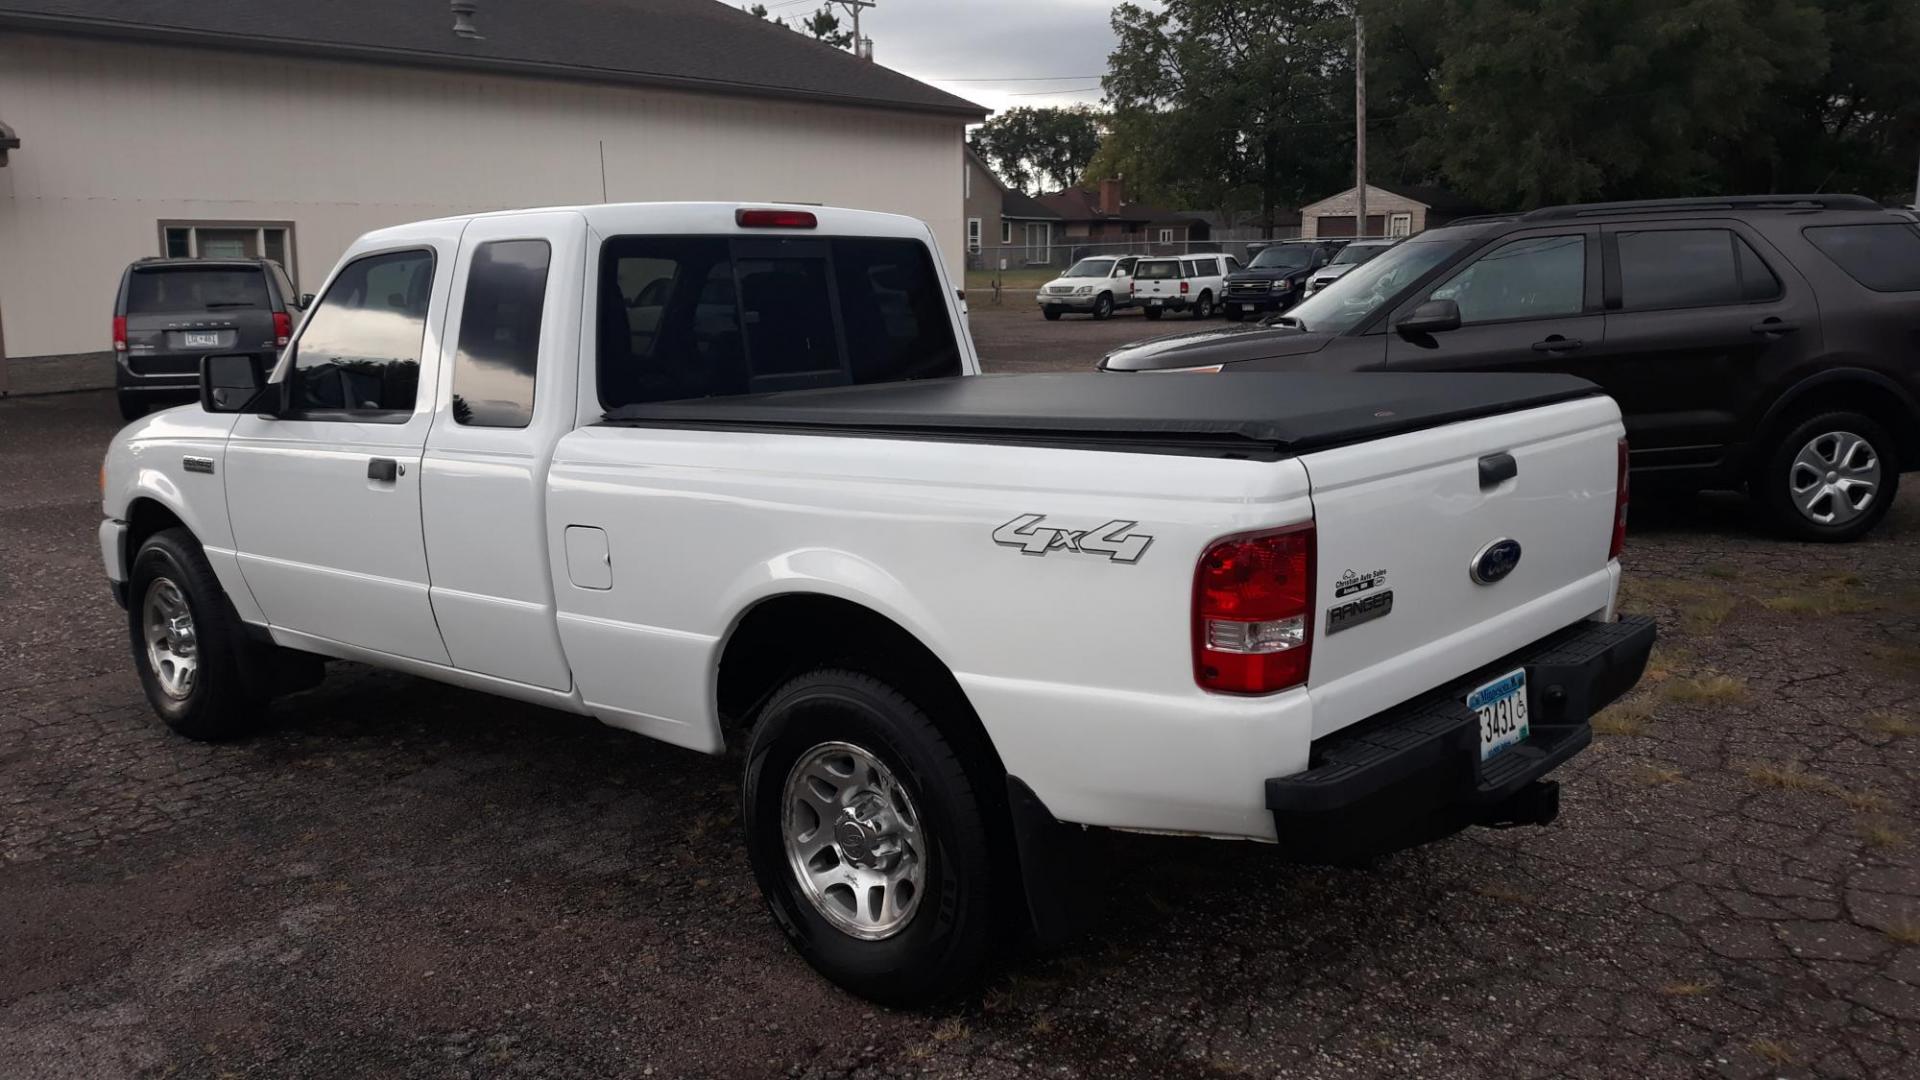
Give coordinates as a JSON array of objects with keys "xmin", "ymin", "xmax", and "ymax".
[
  {"xmin": 1753, "ymin": 410, "xmax": 1900, "ymax": 543},
  {"xmin": 1041, "ymin": 306, "xmax": 1063, "ymax": 321},
  {"xmin": 743, "ymin": 669, "xmax": 996, "ymax": 1006},
  {"xmin": 1092, "ymin": 293, "xmax": 1114, "ymax": 320},
  {"xmin": 117, "ymin": 392, "xmax": 148, "ymax": 423},
  {"xmin": 127, "ymin": 528, "xmax": 269, "ymax": 740},
  {"xmin": 1192, "ymin": 292, "xmax": 1214, "ymax": 319},
  {"xmin": 1143, "ymin": 307, "xmax": 1164, "ymax": 321},
  {"xmin": 1224, "ymin": 304, "xmax": 1244, "ymax": 322}
]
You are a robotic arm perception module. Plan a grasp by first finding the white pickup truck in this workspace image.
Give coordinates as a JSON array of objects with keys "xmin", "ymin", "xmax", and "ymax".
[{"xmin": 99, "ymin": 202, "xmax": 1654, "ymax": 1005}]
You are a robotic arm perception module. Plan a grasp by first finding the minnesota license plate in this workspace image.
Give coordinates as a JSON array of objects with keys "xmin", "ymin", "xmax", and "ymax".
[
  {"xmin": 1467, "ymin": 668, "xmax": 1529, "ymax": 761},
  {"xmin": 183, "ymin": 332, "xmax": 221, "ymax": 348}
]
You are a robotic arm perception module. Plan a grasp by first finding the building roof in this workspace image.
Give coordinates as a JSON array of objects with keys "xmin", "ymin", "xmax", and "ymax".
[
  {"xmin": 1035, "ymin": 187, "xmax": 1195, "ymax": 226},
  {"xmin": 1302, "ymin": 183, "xmax": 1489, "ymax": 216},
  {"xmin": 0, "ymin": 0, "xmax": 986, "ymax": 119}
]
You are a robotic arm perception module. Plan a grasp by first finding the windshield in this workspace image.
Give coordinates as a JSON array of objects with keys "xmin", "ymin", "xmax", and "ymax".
[
  {"xmin": 126, "ymin": 267, "xmax": 270, "ymax": 313},
  {"xmin": 1281, "ymin": 237, "xmax": 1469, "ymax": 334},
  {"xmin": 1247, "ymin": 246, "xmax": 1314, "ymax": 271},
  {"xmin": 1329, "ymin": 243, "xmax": 1392, "ymax": 267},
  {"xmin": 1063, "ymin": 258, "xmax": 1116, "ymax": 279},
  {"xmin": 1134, "ymin": 260, "xmax": 1181, "ymax": 280}
]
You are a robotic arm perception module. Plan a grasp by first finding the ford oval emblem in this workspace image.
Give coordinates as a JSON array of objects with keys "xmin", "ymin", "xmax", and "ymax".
[{"xmin": 1470, "ymin": 538, "xmax": 1523, "ymax": 585}]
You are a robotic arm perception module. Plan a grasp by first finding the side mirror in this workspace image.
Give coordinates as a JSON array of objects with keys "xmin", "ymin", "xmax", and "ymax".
[
  {"xmin": 199, "ymin": 354, "xmax": 269, "ymax": 413},
  {"xmin": 1396, "ymin": 298, "xmax": 1462, "ymax": 336},
  {"xmin": 299, "ymin": 293, "xmax": 315, "ymax": 309}
]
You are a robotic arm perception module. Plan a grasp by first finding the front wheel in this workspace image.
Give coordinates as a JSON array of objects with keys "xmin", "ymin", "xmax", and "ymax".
[
  {"xmin": 1192, "ymin": 292, "xmax": 1214, "ymax": 319},
  {"xmin": 128, "ymin": 528, "xmax": 268, "ymax": 740},
  {"xmin": 1092, "ymin": 293, "xmax": 1114, "ymax": 320},
  {"xmin": 1754, "ymin": 410, "xmax": 1899, "ymax": 542},
  {"xmin": 1041, "ymin": 306, "xmax": 1063, "ymax": 321},
  {"xmin": 1224, "ymin": 304, "xmax": 1244, "ymax": 322},
  {"xmin": 742, "ymin": 669, "xmax": 996, "ymax": 1005}
]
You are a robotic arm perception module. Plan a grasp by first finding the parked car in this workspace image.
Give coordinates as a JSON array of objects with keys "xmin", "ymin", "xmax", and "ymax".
[
  {"xmin": 1038, "ymin": 255, "xmax": 1139, "ymax": 319},
  {"xmin": 1222, "ymin": 239, "xmax": 1346, "ymax": 320},
  {"xmin": 1132, "ymin": 253, "xmax": 1239, "ymax": 319},
  {"xmin": 1102, "ymin": 194, "xmax": 1920, "ymax": 541},
  {"xmin": 1303, "ymin": 237, "xmax": 1400, "ymax": 297},
  {"xmin": 112, "ymin": 257, "xmax": 308, "ymax": 421},
  {"xmin": 100, "ymin": 202, "xmax": 1652, "ymax": 1005}
]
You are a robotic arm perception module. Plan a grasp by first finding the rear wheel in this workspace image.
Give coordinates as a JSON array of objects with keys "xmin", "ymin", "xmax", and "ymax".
[
  {"xmin": 1092, "ymin": 293, "xmax": 1114, "ymax": 320},
  {"xmin": 1192, "ymin": 292, "xmax": 1214, "ymax": 319},
  {"xmin": 1041, "ymin": 306, "xmax": 1063, "ymax": 321},
  {"xmin": 117, "ymin": 392, "xmax": 148, "ymax": 423},
  {"xmin": 1754, "ymin": 410, "xmax": 1898, "ymax": 542},
  {"xmin": 128, "ymin": 528, "xmax": 268, "ymax": 740},
  {"xmin": 742, "ymin": 669, "xmax": 996, "ymax": 1006}
]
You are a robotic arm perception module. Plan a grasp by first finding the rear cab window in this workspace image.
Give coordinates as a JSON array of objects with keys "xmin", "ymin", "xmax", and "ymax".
[
  {"xmin": 598, "ymin": 235, "xmax": 961, "ymax": 408},
  {"xmin": 1133, "ymin": 260, "xmax": 1181, "ymax": 280},
  {"xmin": 451, "ymin": 239, "xmax": 552, "ymax": 428},
  {"xmin": 125, "ymin": 266, "xmax": 270, "ymax": 314},
  {"xmin": 1803, "ymin": 223, "xmax": 1920, "ymax": 292}
]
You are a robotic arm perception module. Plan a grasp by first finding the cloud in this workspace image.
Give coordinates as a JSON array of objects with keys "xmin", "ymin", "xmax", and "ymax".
[{"xmin": 857, "ymin": 0, "xmax": 1143, "ymax": 113}]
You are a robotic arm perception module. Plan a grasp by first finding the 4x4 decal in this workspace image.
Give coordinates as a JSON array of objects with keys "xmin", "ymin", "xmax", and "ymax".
[{"xmin": 992, "ymin": 514, "xmax": 1154, "ymax": 564}]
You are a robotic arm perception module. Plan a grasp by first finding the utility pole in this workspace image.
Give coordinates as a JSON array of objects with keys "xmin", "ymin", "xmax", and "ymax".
[
  {"xmin": 1354, "ymin": 10, "xmax": 1367, "ymax": 237},
  {"xmin": 838, "ymin": 0, "xmax": 875, "ymax": 58}
]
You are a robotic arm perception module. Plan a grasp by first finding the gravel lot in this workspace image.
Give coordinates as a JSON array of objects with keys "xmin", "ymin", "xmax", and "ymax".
[{"xmin": 3, "ymin": 306, "xmax": 1918, "ymax": 1079}]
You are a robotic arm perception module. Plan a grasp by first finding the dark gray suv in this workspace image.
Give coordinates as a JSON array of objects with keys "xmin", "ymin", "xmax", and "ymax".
[
  {"xmin": 112, "ymin": 258, "xmax": 308, "ymax": 421},
  {"xmin": 1102, "ymin": 195, "xmax": 1920, "ymax": 541}
]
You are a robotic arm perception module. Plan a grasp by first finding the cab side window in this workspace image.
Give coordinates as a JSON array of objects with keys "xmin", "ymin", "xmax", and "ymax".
[
  {"xmin": 451, "ymin": 239, "xmax": 552, "ymax": 428},
  {"xmin": 1617, "ymin": 228, "xmax": 1780, "ymax": 310},
  {"xmin": 287, "ymin": 249, "xmax": 435, "ymax": 419},
  {"xmin": 1427, "ymin": 234, "xmax": 1585, "ymax": 324}
]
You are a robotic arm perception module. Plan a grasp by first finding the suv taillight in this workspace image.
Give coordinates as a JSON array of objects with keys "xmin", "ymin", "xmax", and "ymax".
[
  {"xmin": 112, "ymin": 315, "xmax": 127, "ymax": 352},
  {"xmin": 272, "ymin": 311, "xmax": 292, "ymax": 347},
  {"xmin": 1194, "ymin": 525, "xmax": 1315, "ymax": 694},
  {"xmin": 1609, "ymin": 438, "xmax": 1629, "ymax": 561}
]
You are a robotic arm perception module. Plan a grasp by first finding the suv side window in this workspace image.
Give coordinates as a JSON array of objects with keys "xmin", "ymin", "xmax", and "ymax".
[
  {"xmin": 451, "ymin": 239, "xmax": 552, "ymax": 428},
  {"xmin": 1426, "ymin": 234, "xmax": 1586, "ymax": 324},
  {"xmin": 1617, "ymin": 228, "xmax": 1780, "ymax": 309},
  {"xmin": 1803, "ymin": 223, "xmax": 1920, "ymax": 292},
  {"xmin": 598, "ymin": 236, "xmax": 960, "ymax": 408},
  {"xmin": 287, "ymin": 248, "xmax": 434, "ymax": 419}
]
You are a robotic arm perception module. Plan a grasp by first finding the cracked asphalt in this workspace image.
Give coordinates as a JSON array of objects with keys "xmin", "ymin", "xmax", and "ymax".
[{"xmin": 4, "ymin": 309, "xmax": 1918, "ymax": 1078}]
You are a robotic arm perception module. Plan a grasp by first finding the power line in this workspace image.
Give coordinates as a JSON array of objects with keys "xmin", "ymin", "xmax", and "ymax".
[
  {"xmin": 1004, "ymin": 85, "xmax": 1103, "ymax": 97},
  {"xmin": 929, "ymin": 75, "xmax": 1106, "ymax": 83}
]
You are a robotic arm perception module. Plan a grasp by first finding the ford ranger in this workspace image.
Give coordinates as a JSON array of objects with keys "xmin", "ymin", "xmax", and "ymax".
[{"xmin": 99, "ymin": 203, "xmax": 1654, "ymax": 1005}]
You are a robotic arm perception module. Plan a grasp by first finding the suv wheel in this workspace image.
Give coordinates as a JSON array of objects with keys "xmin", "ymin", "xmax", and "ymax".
[
  {"xmin": 117, "ymin": 392, "xmax": 148, "ymax": 423},
  {"xmin": 1042, "ymin": 306, "xmax": 1063, "ymax": 321},
  {"xmin": 1092, "ymin": 293, "xmax": 1114, "ymax": 320},
  {"xmin": 128, "ymin": 528, "xmax": 269, "ymax": 739},
  {"xmin": 1756, "ymin": 411, "xmax": 1899, "ymax": 542},
  {"xmin": 742, "ymin": 669, "xmax": 996, "ymax": 1005}
]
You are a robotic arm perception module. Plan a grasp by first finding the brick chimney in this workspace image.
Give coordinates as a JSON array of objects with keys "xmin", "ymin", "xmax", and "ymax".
[{"xmin": 1098, "ymin": 177, "xmax": 1124, "ymax": 216}]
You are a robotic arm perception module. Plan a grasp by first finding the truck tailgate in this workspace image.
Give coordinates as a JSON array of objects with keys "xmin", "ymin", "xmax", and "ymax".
[{"xmin": 1301, "ymin": 396, "xmax": 1623, "ymax": 738}]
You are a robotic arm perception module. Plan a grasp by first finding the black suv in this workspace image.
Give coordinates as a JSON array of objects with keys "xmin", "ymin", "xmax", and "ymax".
[
  {"xmin": 1220, "ymin": 239, "xmax": 1346, "ymax": 321},
  {"xmin": 1102, "ymin": 195, "xmax": 1920, "ymax": 541},
  {"xmin": 112, "ymin": 257, "xmax": 308, "ymax": 421}
]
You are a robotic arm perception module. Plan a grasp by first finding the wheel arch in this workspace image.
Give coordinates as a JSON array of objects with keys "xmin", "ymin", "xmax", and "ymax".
[{"xmin": 1752, "ymin": 367, "xmax": 1920, "ymax": 470}]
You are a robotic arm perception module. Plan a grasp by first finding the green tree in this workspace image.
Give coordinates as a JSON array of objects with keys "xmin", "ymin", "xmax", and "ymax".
[
  {"xmin": 1102, "ymin": 1, "xmax": 1352, "ymax": 235},
  {"xmin": 742, "ymin": 3, "xmax": 855, "ymax": 51},
  {"xmin": 967, "ymin": 106, "xmax": 1105, "ymax": 194}
]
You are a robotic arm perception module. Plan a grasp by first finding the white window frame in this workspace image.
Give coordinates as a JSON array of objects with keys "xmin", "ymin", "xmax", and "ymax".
[
  {"xmin": 1157, "ymin": 228, "xmax": 1176, "ymax": 245},
  {"xmin": 966, "ymin": 217, "xmax": 983, "ymax": 254},
  {"xmin": 1024, "ymin": 222, "xmax": 1051, "ymax": 265},
  {"xmin": 158, "ymin": 219, "xmax": 299, "ymax": 288},
  {"xmin": 1388, "ymin": 212, "xmax": 1413, "ymax": 238},
  {"xmin": 1001, "ymin": 221, "xmax": 1013, "ymax": 245}
]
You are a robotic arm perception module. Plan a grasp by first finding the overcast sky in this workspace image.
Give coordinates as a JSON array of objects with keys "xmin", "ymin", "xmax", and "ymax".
[{"xmin": 757, "ymin": 0, "xmax": 1142, "ymax": 115}]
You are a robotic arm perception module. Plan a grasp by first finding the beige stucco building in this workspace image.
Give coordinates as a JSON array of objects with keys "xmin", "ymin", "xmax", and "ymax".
[
  {"xmin": 0, "ymin": 0, "xmax": 983, "ymax": 393},
  {"xmin": 1298, "ymin": 183, "xmax": 1487, "ymax": 239}
]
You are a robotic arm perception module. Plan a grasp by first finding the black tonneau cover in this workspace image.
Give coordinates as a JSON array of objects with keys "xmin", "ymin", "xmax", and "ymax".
[{"xmin": 600, "ymin": 373, "xmax": 1604, "ymax": 459}]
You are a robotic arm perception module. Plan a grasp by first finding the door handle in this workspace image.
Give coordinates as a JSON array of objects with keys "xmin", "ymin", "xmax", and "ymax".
[
  {"xmin": 1531, "ymin": 336, "xmax": 1584, "ymax": 353},
  {"xmin": 1750, "ymin": 318, "xmax": 1801, "ymax": 336},
  {"xmin": 367, "ymin": 458, "xmax": 399, "ymax": 482}
]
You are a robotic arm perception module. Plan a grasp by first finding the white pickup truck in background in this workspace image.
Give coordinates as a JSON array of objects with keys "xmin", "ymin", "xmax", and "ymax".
[{"xmin": 99, "ymin": 203, "xmax": 1654, "ymax": 1004}]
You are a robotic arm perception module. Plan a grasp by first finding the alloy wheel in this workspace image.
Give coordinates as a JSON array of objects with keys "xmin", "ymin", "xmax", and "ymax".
[
  {"xmin": 142, "ymin": 577, "xmax": 199, "ymax": 700},
  {"xmin": 781, "ymin": 740, "xmax": 927, "ymax": 940},
  {"xmin": 1788, "ymin": 430, "xmax": 1881, "ymax": 527}
]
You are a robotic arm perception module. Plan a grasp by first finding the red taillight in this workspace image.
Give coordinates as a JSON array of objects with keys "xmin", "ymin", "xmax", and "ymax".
[
  {"xmin": 112, "ymin": 315, "xmax": 127, "ymax": 352},
  {"xmin": 1194, "ymin": 524, "xmax": 1315, "ymax": 694},
  {"xmin": 1609, "ymin": 438, "xmax": 1629, "ymax": 560},
  {"xmin": 735, "ymin": 208, "xmax": 818, "ymax": 229},
  {"xmin": 272, "ymin": 310, "xmax": 292, "ymax": 347},
  {"xmin": 1180, "ymin": 280, "xmax": 1190, "ymax": 295}
]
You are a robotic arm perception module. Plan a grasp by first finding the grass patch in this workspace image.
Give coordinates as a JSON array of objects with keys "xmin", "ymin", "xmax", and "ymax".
[
  {"xmin": 964, "ymin": 268, "xmax": 1058, "ymax": 291},
  {"xmin": 1660, "ymin": 981, "xmax": 1713, "ymax": 997},
  {"xmin": 1752, "ymin": 1040, "xmax": 1799, "ymax": 1067},
  {"xmin": 1636, "ymin": 764, "xmax": 1686, "ymax": 786},
  {"xmin": 1870, "ymin": 644, "xmax": 1920, "ymax": 681},
  {"xmin": 1618, "ymin": 579, "xmax": 1739, "ymax": 635},
  {"xmin": 1660, "ymin": 674, "xmax": 1751, "ymax": 706},
  {"xmin": 1857, "ymin": 818, "xmax": 1905, "ymax": 849},
  {"xmin": 1841, "ymin": 788, "xmax": 1895, "ymax": 814},
  {"xmin": 1643, "ymin": 646, "xmax": 1696, "ymax": 683},
  {"xmin": 1885, "ymin": 914, "xmax": 1920, "ymax": 946},
  {"xmin": 1593, "ymin": 698, "xmax": 1654, "ymax": 737},
  {"xmin": 1741, "ymin": 760, "xmax": 1831, "ymax": 793},
  {"xmin": 1701, "ymin": 565, "xmax": 1740, "ymax": 581},
  {"xmin": 1030, "ymin": 1014, "xmax": 1056, "ymax": 1035},
  {"xmin": 1760, "ymin": 590, "xmax": 1879, "ymax": 617},
  {"xmin": 1473, "ymin": 881, "xmax": 1534, "ymax": 904},
  {"xmin": 933, "ymin": 1018, "xmax": 969, "ymax": 1042},
  {"xmin": 1867, "ymin": 710, "xmax": 1917, "ymax": 737}
]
